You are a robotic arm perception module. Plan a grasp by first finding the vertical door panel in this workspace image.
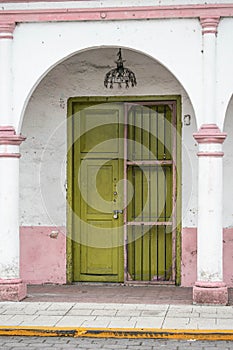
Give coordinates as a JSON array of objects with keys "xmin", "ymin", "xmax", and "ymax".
[
  {"xmin": 73, "ymin": 104, "xmax": 124, "ymax": 282},
  {"xmin": 127, "ymin": 104, "xmax": 174, "ymax": 282}
]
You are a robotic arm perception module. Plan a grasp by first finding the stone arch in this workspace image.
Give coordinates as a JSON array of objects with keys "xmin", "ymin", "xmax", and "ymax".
[
  {"xmin": 19, "ymin": 44, "xmax": 198, "ymax": 284},
  {"xmin": 16, "ymin": 44, "xmax": 198, "ymax": 133}
]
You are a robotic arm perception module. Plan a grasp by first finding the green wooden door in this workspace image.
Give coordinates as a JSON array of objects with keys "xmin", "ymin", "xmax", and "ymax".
[
  {"xmin": 72, "ymin": 103, "xmax": 124, "ymax": 282},
  {"xmin": 68, "ymin": 98, "xmax": 180, "ymax": 284},
  {"xmin": 126, "ymin": 104, "xmax": 173, "ymax": 282}
]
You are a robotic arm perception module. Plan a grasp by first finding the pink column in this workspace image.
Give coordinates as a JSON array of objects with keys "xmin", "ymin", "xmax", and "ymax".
[
  {"xmin": 193, "ymin": 124, "xmax": 228, "ymax": 305},
  {"xmin": 191, "ymin": 16, "xmax": 228, "ymax": 305}
]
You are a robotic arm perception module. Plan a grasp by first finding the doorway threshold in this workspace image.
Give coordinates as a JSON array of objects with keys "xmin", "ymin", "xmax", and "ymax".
[{"xmin": 25, "ymin": 284, "xmax": 193, "ymax": 304}]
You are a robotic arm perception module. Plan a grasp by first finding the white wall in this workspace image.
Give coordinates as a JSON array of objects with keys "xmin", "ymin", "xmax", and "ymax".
[
  {"xmin": 223, "ymin": 95, "xmax": 233, "ymax": 228},
  {"xmin": 20, "ymin": 47, "xmax": 198, "ymax": 227},
  {"xmin": 12, "ymin": 18, "xmax": 202, "ymax": 133},
  {"xmin": 17, "ymin": 17, "xmax": 233, "ymax": 230},
  {"xmin": 2, "ymin": 0, "xmax": 233, "ymax": 10},
  {"xmin": 217, "ymin": 18, "xmax": 233, "ymax": 130},
  {"xmin": 13, "ymin": 18, "xmax": 233, "ymax": 134}
]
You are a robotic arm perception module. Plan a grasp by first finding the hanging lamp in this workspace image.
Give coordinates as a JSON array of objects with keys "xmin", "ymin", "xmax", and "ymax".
[{"xmin": 104, "ymin": 48, "xmax": 137, "ymax": 89}]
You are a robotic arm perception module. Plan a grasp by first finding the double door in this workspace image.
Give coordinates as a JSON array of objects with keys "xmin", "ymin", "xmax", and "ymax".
[{"xmin": 70, "ymin": 100, "xmax": 178, "ymax": 283}]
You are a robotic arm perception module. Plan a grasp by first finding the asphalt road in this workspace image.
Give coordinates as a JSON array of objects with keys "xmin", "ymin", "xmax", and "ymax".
[{"xmin": 0, "ymin": 336, "xmax": 233, "ymax": 349}]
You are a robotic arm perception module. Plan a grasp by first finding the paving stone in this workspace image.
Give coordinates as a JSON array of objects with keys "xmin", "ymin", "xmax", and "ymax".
[
  {"xmin": 48, "ymin": 339, "xmax": 70, "ymax": 344},
  {"xmin": 47, "ymin": 303, "xmax": 75, "ymax": 311},
  {"xmin": 0, "ymin": 303, "xmax": 25, "ymax": 310},
  {"xmin": 0, "ymin": 314, "xmax": 14, "ymax": 324},
  {"xmin": 35, "ymin": 310, "xmax": 69, "ymax": 316},
  {"xmin": 72, "ymin": 303, "xmax": 106, "ymax": 310},
  {"xmin": 81, "ymin": 316, "xmax": 111, "ymax": 327},
  {"xmin": 55, "ymin": 316, "xmax": 95, "ymax": 327},
  {"xmin": 216, "ymin": 319, "xmax": 233, "ymax": 329},
  {"xmin": 103, "ymin": 303, "xmax": 125, "ymax": 310},
  {"xmin": 101, "ymin": 344, "xmax": 127, "ymax": 349},
  {"xmin": 216, "ymin": 306, "xmax": 233, "ymax": 312},
  {"xmin": 9, "ymin": 347, "xmax": 31, "ymax": 350},
  {"xmin": 20, "ymin": 315, "xmax": 63, "ymax": 327},
  {"xmin": 166, "ymin": 311, "xmax": 199, "ymax": 318},
  {"xmin": 50, "ymin": 344, "xmax": 83, "ymax": 349},
  {"xmin": 3, "ymin": 309, "xmax": 37, "ymax": 315},
  {"xmin": 91, "ymin": 309, "xmax": 117, "ymax": 316},
  {"xmin": 26, "ymin": 348, "xmax": 51, "ymax": 350},
  {"xmin": 140, "ymin": 310, "xmax": 167, "ymax": 317},
  {"xmin": 162, "ymin": 317, "xmax": 190, "ymax": 329},
  {"xmin": 137, "ymin": 304, "xmax": 169, "ymax": 311},
  {"xmin": 25, "ymin": 303, "xmax": 51, "ymax": 311},
  {"xmin": 188, "ymin": 318, "xmax": 217, "ymax": 329},
  {"xmin": 129, "ymin": 346, "xmax": 153, "ymax": 350},
  {"xmin": 0, "ymin": 309, "xmax": 8, "ymax": 315},
  {"xmin": 168, "ymin": 305, "xmax": 194, "ymax": 312},
  {"xmin": 197, "ymin": 313, "xmax": 219, "ymax": 319},
  {"xmin": 66, "ymin": 309, "xmax": 93, "ymax": 316},
  {"xmin": 2, "ymin": 343, "xmax": 27, "ymax": 347},
  {"xmin": 25, "ymin": 343, "xmax": 53, "ymax": 347},
  {"xmin": 116, "ymin": 309, "xmax": 141, "ymax": 317},
  {"xmin": 216, "ymin": 312, "xmax": 233, "ymax": 319},
  {"xmin": 1, "ymin": 315, "xmax": 37, "ymax": 326},
  {"xmin": 124, "ymin": 340, "xmax": 142, "ymax": 345},
  {"xmin": 12, "ymin": 337, "xmax": 43, "ymax": 342},
  {"xmin": 107, "ymin": 317, "xmax": 137, "ymax": 328},
  {"xmin": 193, "ymin": 306, "xmax": 217, "ymax": 314},
  {"xmin": 134, "ymin": 316, "xmax": 164, "ymax": 328}
]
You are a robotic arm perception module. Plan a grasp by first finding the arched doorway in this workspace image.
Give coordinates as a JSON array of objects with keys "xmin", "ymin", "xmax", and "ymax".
[
  {"xmin": 67, "ymin": 96, "xmax": 181, "ymax": 284},
  {"xmin": 20, "ymin": 47, "xmax": 196, "ymax": 285}
]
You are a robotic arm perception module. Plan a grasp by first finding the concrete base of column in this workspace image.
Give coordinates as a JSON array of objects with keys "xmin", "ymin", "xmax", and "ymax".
[
  {"xmin": 193, "ymin": 281, "xmax": 228, "ymax": 305},
  {"xmin": 0, "ymin": 279, "xmax": 27, "ymax": 301}
]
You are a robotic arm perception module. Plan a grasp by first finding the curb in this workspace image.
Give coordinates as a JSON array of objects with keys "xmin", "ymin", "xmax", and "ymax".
[{"xmin": 0, "ymin": 327, "xmax": 233, "ymax": 340}]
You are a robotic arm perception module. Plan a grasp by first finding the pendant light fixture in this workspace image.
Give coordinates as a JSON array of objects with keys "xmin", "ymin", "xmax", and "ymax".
[{"xmin": 104, "ymin": 48, "xmax": 137, "ymax": 89}]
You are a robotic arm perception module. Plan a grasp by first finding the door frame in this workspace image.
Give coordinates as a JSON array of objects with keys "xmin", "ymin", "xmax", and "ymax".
[{"xmin": 66, "ymin": 95, "xmax": 182, "ymax": 284}]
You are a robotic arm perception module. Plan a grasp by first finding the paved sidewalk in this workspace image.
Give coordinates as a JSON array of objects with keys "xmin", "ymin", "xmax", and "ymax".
[
  {"xmin": 1, "ymin": 285, "xmax": 233, "ymax": 340},
  {"xmin": 0, "ymin": 301, "xmax": 233, "ymax": 330}
]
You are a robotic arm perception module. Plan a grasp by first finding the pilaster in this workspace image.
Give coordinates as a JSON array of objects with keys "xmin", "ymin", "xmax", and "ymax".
[
  {"xmin": 0, "ymin": 126, "xmax": 26, "ymax": 301},
  {"xmin": 193, "ymin": 124, "xmax": 228, "ymax": 305},
  {"xmin": 0, "ymin": 22, "xmax": 15, "ymax": 125}
]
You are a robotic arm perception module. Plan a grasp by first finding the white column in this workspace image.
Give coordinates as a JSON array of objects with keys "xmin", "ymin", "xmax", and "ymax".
[
  {"xmin": 0, "ymin": 23, "xmax": 27, "ymax": 301},
  {"xmin": 200, "ymin": 17, "xmax": 219, "ymax": 124},
  {"xmin": 192, "ymin": 17, "xmax": 228, "ymax": 305},
  {"xmin": 198, "ymin": 144, "xmax": 223, "ymax": 282},
  {"xmin": 193, "ymin": 125, "xmax": 227, "ymax": 304},
  {"xmin": 0, "ymin": 23, "xmax": 15, "ymax": 125}
]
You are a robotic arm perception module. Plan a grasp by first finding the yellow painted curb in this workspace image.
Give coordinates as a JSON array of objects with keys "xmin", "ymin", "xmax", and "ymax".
[{"xmin": 0, "ymin": 326, "xmax": 233, "ymax": 340}]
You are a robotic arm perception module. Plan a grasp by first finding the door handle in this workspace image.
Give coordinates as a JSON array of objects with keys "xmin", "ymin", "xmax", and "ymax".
[{"xmin": 113, "ymin": 210, "xmax": 123, "ymax": 219}]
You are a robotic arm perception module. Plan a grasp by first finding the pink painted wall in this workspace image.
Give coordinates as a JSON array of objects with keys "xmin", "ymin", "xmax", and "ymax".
[
  {"xmin": 223, "ymin": 228, "xmax": 233, "ymax": 287},
  {"xmin": 20, "ymin": 226, "xmax": 66, "ymax": 284},
  {"xmin": 181, "ymin": 227, "xmax": 197, "ymax": 287},
  {"xmin": 181, "ymin": 227, "xmax": 233, "ymax": 287},
  {"xmin": 20, "ymin": 226, "xmax": 233, "ymax": 286}
]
